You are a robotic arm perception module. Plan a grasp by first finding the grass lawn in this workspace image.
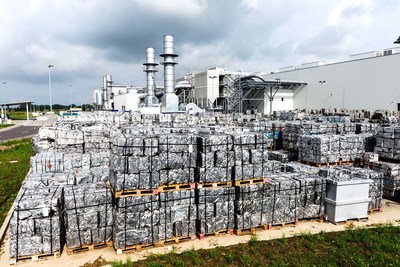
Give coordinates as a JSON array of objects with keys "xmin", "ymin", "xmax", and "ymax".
[
  {"xmin": 0, "ymin": 124, "xmax": 14, "ymax": 129},
  {"xmin": 0, "ymin": 138, "xmax": 33, "ymax": 226},
  {"xmin": 8, "ymin": 111, "xmax": 28, "ymax": 120},
  {"xmin": 107, "ymin": 224, "xmax": 400, "ymax": 267}
]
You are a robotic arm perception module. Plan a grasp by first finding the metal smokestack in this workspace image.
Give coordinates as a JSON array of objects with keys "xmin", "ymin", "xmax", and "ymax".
[
  {"xmin": 143, "ymin": 47, "xmax": 159, "ymax": 106},
  {"xmin": 102, "ymin": 74, "xmax": 112, "ymax": 110},
  {"xmin": 160, "ymin": 35, "xmax": 179, "ymax": 111}
]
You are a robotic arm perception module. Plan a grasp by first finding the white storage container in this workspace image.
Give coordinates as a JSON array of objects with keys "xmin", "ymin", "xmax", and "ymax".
[
  {"xmin": 325, "ymin": 178, "xmax": 372, "ymax": 224},
  {"xmin": 325, "ymin": 198, "xmax": 370, "ymax": 224},
  {"xmin": 326, "ymin": 178, "xmax": 371, "ymax": 202}
]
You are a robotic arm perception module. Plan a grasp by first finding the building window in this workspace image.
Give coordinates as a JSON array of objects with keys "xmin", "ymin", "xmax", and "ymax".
[
  {"xmin": 122, "ymin": 106, "xmax": 125, "ymax": 111},
  {"xmin": 281, "ymin": 97, "xmax": 284, "ymax": 101}
]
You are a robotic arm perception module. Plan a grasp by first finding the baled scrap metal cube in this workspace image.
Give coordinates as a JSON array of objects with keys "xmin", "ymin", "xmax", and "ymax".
[
  {"xmin": 197, "ymin": 166, "xmax": 231, "ymax": 183},
  {"xmin": 112, "ymin": 195, "xmax": 161, "ymax": 248},
  {"xmin": 158, "ymin": 190, "xmax": 196, "ymax": 239},
  {"xmin": 197, "ymin": 187, "xmax": 235, "ymax": 234},
  {"xmin": 159, "ymin": 168, "xmax": 195, "ymax": 185},
  {"xmin": 197, "ymin": 133, "xmax": 233, "ymax": 153},
  {"xmin": 64, "ymin": 185, "xmax": 113, "ymax": 248},
  {"xmin": 9, "ymin": 186, "xmax": 64, "ymax": 258},
  {"xmin": 158, "ymin": 134, "xmax": 197, "ymax": 153}
]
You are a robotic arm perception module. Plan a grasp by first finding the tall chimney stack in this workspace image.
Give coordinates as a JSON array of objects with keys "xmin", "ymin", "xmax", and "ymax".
[
  {"xmin": 102, "ymin": 74, "xmax": 112, "ymax": 110},
  {"xmin": 160, "ymin": 35, "xmax": 179, "ymax": 112},
  {"xmin": 143, "ymin": 47, "xmax": 159, "ymax": 106}
]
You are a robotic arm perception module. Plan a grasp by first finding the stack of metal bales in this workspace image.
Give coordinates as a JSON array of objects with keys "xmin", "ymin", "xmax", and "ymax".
[
  {"xmin": 298, "ymin": 135, "xmax": 340, "ymax": 164},
  {"xmin": 371, "ymin": 161, "xmax": 400, "ymax": 199},
  {"xmin": 298, "ymin": 134, "xmax": 366, "ymax": 165},
  {"xmin": 64, "ymin": 185, "xmax": 113, "ymax": 250},
  {"xmin": 196, "ymin": 132, "xmax": 236, "ymax": 237},
  {"xmin": 374, "ymin": 126, "xmax": 400, "ymax": 160},
  {"xmin": 9, "ymin": 186, "xmax": 64, "ymax": 261},
  {"xmin": 9, "ymin": 110, "xmax": 389, "ymax": 260},
  {"xmin": 110, "ymin": 129, "xmax": 198, "ymax": 251}
]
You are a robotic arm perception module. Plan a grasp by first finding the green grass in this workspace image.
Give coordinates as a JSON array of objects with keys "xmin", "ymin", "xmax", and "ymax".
[
  {"xmin": 115, "ymin": 224, "xmax": 400, "ymax": 267},
  {"xmin": 0, "ymin": 124, "xmax": 14, "ymax": 129},
  {"xmin": 0, "ymin": 138, "xmax": 33, "ymax": 226},
  {"xmin": 8, "ymin": 111, "xmax": 28, "ymax": 120}
]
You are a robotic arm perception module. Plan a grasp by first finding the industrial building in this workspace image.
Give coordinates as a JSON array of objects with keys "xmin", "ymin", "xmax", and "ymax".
[
  {"xmin": 93, "ymin": 34, "xmax": 400, "ymax": 114},
  {"xmin": 266, "ymin": 48, "xmax": 400, "ymax": 112}
]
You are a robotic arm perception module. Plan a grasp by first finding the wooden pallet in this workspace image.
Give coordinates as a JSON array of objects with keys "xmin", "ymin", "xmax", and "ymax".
[
  {"xmin": 338, "ymin": 160, "xmax": 355, "ymax": 165},
  {"xmin": 298, "ymin": 160, "xmax": 338, "ymax": 167},
  {"xmin": 368, "ymin": 207, "xmax": 383, "ymax": 214},
  {"xmin": 235, "ymin": 220, "xmax": 299, "ymax": 235},
  {"xmin": 108, "ymin": 182, "xmax": 159, "ymax": 198},
  {"xmin": 197, "ymin": 229, "xmax": 234, "ymax": 239},
  {"xmin": 158, "ymin": 183, "xmax": 195, "ymax": 192},
  {"xmin": 10, "ymin": 251, "xmax": 60, "ymax": 265},
  {"xmin": 66, "ymin": 240, "xmax": 113, "ymax": 255},
  {"xmin": 115, "ymin": 235, "xmax": 196, "ymax": 254},
  {"xmin": 196, "ymin": 181, "xmax": 232, "ymax": 189},
  {"xmin": 234, "ymin": 178, "xmax": 269, "ymax": 186}
]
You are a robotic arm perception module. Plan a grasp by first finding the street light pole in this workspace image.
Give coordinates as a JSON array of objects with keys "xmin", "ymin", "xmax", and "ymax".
[
  {"xmin": 69, "ymin": 85, "xmax": 72, "ymax": 110},
  {"xmin": 48, "ymin": 65, "xmax": 54, "ymax": 114},
  {"xmin": 1, "ymin": 81, "xmax": 6, "ymax": 120}
]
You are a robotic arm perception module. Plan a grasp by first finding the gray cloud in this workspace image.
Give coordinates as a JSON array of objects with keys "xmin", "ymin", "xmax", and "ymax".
[{"xmin": 1, "ymin": 0, "xmax": 400, "ymax": 105}]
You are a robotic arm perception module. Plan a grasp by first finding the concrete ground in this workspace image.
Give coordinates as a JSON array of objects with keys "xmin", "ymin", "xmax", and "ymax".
[{"xmin": 0, "ymin": 199, "xmax": 399, "ymax": 267}]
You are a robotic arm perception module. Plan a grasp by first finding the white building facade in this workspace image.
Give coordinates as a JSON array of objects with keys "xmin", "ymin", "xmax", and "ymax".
[{"xmin": 266, "ymin": 50, "xmax": 400, "ymax": 111}]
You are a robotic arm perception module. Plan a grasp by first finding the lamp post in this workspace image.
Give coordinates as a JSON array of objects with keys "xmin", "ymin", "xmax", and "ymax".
[
  {"xmin": 48, "ymin": 65, "xmax": 54, "ymax": 114},
  {"xmin": 1, "ymin": 81, "xmax": 5, "ymax": 120},
  {"xmin": 69, "ymin": 85, "xmax": 72, "ymax": 110},
  {"xmin": 319, "ymin": 80, "xmax": 326, "ymax": 114}
]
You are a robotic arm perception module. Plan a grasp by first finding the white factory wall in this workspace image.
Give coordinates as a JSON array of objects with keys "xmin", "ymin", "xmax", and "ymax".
[
  {"xmin": 113, "ymin": 90, "xmax": 141, "ymax": 112},
  {"xmin": 265, "ymin": 53, "xmax": 400, "ymax": 111},
  {"xmin": 265, "ymin": 89, "xmax": 294, "ymax": 113}
]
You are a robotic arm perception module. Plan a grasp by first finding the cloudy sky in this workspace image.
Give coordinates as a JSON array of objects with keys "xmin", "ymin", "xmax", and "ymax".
[{"xmin": 0, "ymin": 0, "xmax": 399, "ymax": 106}]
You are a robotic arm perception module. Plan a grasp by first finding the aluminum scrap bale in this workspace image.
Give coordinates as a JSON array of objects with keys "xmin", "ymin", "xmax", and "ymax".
[
  {"xmin": 235, "ymin": 183, "xmax": 276, "ymax": 230},
  {"xmin": 197, "ymin": 187, "xmax": 235, "ymax": 235},
  {"xmin": 63, "ymin": 184, "xmax": 113, "ymax": 248},
  {"xmin": 159, "ymin": 168, "xmax": 195, "ymax": 185},
  {"xmin": 371, "ymin": 161, "xmax": 400, "ymax": 199},
  {"xmin": 197, "ymin": 167, "xmax": 231, "ymax": 183},
  {"xmin": 197, "ymin": 133, "xmax": 233, "ymax": 153},
  {"xmin": 112, "ymin": 195, "xmax": 161, "ymax": 249},
  {"xmin": 158, "ymin": 189, "xmax": 196, "ymax": 239},
  {"xmin": 63, "ymin": 153, "xmax": 91, "ymax": 170},
  {"xmin": 283, "ymin": 162, "xmax": 320, "ymax": 175},
  {"xmin": 159, "ymin": 134, "xmax": 197, "ymax": 153},
  {"xmin": 293, "ymin": 175, "xmax": 326, "ymax": 219},
  {"xmin": 298, "ymin": 135, "xmax": 340, "ymax": 164},
  {"xmin": 30, "ymin": 152, "xmax": 65, "ymax": 174},
  {"xmin": 9, "ymin": 186, "xmax": 64, "ymax": 259}
]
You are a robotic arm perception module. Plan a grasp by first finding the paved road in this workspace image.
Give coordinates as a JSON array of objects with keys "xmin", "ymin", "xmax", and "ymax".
[{"xmin": 0, "ymin": 125, "xmax": 40, "ymax": 142}]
